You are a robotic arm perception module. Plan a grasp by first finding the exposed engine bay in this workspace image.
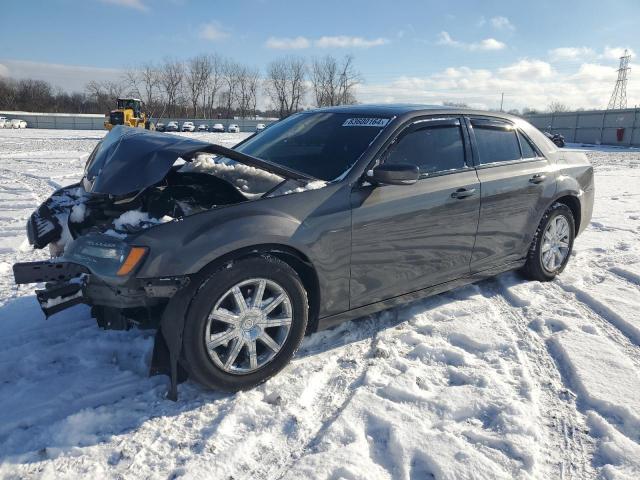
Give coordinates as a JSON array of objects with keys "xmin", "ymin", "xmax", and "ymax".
[{"xmin": 30, "ymin": 166, "xmax": 259, "ymax": 255}]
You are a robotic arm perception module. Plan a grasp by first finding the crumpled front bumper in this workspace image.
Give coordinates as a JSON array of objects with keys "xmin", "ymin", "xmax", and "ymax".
[
  {"xmin": 13, "ymin": 261, "xmax": 90, "ymax": 317},
  {"xmin": 13, "ymin": 258, "xmax": 187, "ymax": 319}
]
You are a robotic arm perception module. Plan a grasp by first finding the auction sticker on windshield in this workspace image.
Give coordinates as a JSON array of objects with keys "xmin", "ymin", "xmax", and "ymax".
[{"xmin": 342, "ymin": 117, "xmax": 390, "ymax": 127}]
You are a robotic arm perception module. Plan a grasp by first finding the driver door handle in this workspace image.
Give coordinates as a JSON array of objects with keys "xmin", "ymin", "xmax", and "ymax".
[
  {"xmin": 451, "ymin": 188, "xmax": 476, "ymax": 199},
  {"xmin": 529, "ymin": 174, "xmax": 547, "ymax": 184}
]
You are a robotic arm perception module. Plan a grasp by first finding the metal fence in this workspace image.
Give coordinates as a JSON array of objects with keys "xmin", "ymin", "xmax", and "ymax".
[
  {"xmin": 0, "ymin": 111, "xmax": 106, "ymax": 130},
  {"xmin": 0, "ymin": 111, "xmax": 277, "ymax": 132},
  {"xmin": 524, "ymin": 108, "xmax": 640, "ymax": 147}
]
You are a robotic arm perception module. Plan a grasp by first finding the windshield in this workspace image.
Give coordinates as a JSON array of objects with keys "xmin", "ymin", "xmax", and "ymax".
[{"xmin": 234, "ymin": 112, "xmax": 390, "ymax": 181}]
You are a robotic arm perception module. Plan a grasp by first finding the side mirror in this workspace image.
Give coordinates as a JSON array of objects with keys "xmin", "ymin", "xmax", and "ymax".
[{"xmin": 369, "ymin": 163, "xmax": 420, "ymax": 186}]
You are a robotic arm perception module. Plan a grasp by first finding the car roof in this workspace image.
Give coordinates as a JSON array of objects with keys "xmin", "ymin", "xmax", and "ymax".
[{"xmin": 304, "ymin": 103, "xmax": 521, "ymax": 122}]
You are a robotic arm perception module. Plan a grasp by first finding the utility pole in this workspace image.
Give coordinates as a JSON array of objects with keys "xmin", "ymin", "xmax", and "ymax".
[
  {"xmin": 607, "ymin": 49, "xmax": 631, "ymax": 110},
  {"xmin": 500, "ymin": 92, "xmax": 504, "ymax": 112}
]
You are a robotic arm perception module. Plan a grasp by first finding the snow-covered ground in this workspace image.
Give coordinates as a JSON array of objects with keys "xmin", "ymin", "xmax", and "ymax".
[{"xmin": 0, "ymin": 129, "xmax": 639, "ymax": 480}]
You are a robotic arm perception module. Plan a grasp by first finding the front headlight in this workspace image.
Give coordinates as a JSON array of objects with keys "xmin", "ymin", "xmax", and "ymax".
[{"xmin": 65, "ymin": 234, "xmax": 148, "ymax": 277}]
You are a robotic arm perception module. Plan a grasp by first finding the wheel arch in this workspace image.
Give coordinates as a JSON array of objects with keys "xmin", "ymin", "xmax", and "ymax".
[
  {"xmin": 551, "ymin": 194, "xmax": 581, "ymax": 233},
  {"xmin": 195, "ymin": 243, "xmax": 321, "ymax": 334}
]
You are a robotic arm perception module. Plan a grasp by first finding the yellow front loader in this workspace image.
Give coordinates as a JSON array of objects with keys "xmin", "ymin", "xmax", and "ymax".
[{"xmin": 104, "ymin": 98, "xmax": 154, "ymax": 131}]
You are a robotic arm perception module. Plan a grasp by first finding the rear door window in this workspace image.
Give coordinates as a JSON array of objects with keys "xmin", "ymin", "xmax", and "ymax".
[
  {"xmin": 471, "ymin": 119, "xmax": 522, "ymax": 164},
  {"xmin": 385, "ymin": 122, "xmax": 466, "ymax": 175}
]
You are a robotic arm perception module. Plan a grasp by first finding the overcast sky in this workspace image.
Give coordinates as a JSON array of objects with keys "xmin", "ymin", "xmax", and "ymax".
[{"xmin": 1, "ymin": 0, "xmax": 639, "ymax": 111}]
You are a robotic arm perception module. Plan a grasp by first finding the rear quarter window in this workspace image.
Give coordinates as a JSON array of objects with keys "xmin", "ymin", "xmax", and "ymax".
[
  {"xmin": 518, "ymin": 132, "xmax": 539, "ymax": 158},
  {"xmin": 517, "ymin": 119, "xmax": 557, "ymax": 155}
]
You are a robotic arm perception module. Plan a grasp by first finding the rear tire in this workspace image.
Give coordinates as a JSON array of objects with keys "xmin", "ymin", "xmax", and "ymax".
[
  {"xmin": 182, "ymin": 256, "xmax": 308, "ymax": 391},
  {"xmin": 522, "ymin": 203, "xmax": 575, "ymax": 281}
]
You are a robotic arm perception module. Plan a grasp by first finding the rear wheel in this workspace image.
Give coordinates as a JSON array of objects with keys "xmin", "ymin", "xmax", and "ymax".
[
  {"xmin": 522, "ymin": 203, "xmax": 575, "ymax": 281},
  {"xmin": 182, "ymin": 256, "xmax": 308, "ymax": 391}
]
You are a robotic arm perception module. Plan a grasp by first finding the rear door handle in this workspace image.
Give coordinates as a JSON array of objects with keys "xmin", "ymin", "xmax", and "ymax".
[
  {"xmin": 451, "ymin": 188, "xmax": 476, "ymax": 199},
  {"xmin": 529, "ymin": 174, "xmax": 547, "ymax": 184}
]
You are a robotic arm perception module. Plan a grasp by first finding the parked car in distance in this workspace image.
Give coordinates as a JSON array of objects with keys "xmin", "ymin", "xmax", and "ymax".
[
  {"xmin": 227, "ymin": 124, "xmax": 240, "ymax": 133},
  {"xmin": 13, "ymin": 105, "xmax": 594, "ymax": 399},
  {"xmin": 182, "ymin": 121, "xmax": 196, "ymax": 132},
  {"xmin": 8, "ymin": 119, "xmax": 26, "ymax": 129},
  {"xmin": 197, "ymin": 124, "xmax": 209, "ymax": 132},
  {"xmin": 0, "ymin": 116, "xmax": 7, "ymax": 128},
  {"xmin": 255, "ymin": 123, "xmax": 266, "ymax": 132},
  {"xmin": 211, "ymin": 123, "xmax": 225, "ymax": 133},
  {"xmin": 544, "ymin": 131, "xmax": 565, "ymax": 148},
  {"xmin": 155, "ymin": 122, "xmax": 166, "ymax": 132},
  {"xmin": 166, "ymin": 121, "xmax": 179, "ymax": 132}
]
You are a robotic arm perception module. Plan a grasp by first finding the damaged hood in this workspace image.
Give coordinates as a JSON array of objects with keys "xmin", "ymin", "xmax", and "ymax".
[{"xmin": 84, "ymin": 126, "xmax": 314, "ymax": 197}]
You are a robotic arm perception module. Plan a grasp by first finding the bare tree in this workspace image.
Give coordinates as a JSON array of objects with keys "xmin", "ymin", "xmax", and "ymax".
[
  {"xmin": 186, "ymin": 55, "xmax": 211, "ymax": 118},
  {"xmin": 139, "ymin": 63, "xmax": 161, "ymax": 114},
  {"xmin": 121, "ymin": 63, "xmax": 160, "ymax": 115},
  {"xmin": 548, "ymin": 101, "xmax": 569, "ymax": 113},
  {"xmin": 265, "ymin": 56, "xmax": 306, "ymax": 117},
  {"xmin": 85, "ymin": 80, "xmax": 124, "ymax": 112},
  {"xmin": 122, "ymin": 66, "xmax": 141, "ymax": 99},
  {"xmin": 235, "ymin": 66, "xmax": 261, "ymax": 118},
  {"xmin": 311, "ymin": 55, "xmax": 337, "ymax": 107},
  {"xmin": 311, "ymin": 55, "xmax": 360, "ymax": 107},
  {"xmin": 202, "ymin": 54, "xmax": 223, "ymax": 118},
  {"xmin": 220, "ymin": 60, "xmax": 241, "ymax": 118},
  {"xmin": 336, "ymin": 55, "xmax": 360, "ymax": 105},
  {"xmin": 159, "ymin": 58, "xmax": 184, "ymax": 117},
  {"xmin": 0, "ymin": 78, "xmax": 18, "ymax": 110}
]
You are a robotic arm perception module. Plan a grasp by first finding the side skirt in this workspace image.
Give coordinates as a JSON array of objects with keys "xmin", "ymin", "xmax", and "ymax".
[{"xmin": 316, "ymin": 259, "xmax": 525, "ymax": 331}]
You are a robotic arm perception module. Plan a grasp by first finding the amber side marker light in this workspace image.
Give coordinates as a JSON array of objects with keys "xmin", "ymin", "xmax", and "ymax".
[{"xmin": 117, "ymin": 247, "xmax": 148, "ymax": 276}]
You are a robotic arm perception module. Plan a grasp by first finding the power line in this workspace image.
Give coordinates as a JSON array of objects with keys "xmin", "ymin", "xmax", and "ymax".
[{"xmin": 607, "ymin": 49, "xmax": 631, "ymax": 109}]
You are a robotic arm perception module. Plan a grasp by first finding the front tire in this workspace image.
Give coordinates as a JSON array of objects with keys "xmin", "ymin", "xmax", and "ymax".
[
  {"xmin": 182, "ymin": 256, "xmax": 308, "ymax": 391},
  {"xmin": 522, "ymin": 203, "xmax": 575, "ymax": 281}
]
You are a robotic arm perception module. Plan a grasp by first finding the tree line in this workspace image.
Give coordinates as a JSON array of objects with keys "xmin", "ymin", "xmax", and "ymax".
[{"xmin": 0, "ymin": 54, "xmax": 361, "ymax": 119}]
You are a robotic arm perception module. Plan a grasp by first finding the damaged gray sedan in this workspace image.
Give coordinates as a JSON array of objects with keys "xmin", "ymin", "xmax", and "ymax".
[{"xmin": 13, "ymin": 105, "xmax": 594, "ymax": 399}]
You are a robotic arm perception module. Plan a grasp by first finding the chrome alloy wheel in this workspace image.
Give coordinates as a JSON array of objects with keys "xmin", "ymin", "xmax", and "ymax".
[
  {"xmin": 205, "ymin": 278, "xmax": 293, "ymax": 374},
  {"xmin": 541, "ymin": 215, "xmax": 571, "ymax": 272}
]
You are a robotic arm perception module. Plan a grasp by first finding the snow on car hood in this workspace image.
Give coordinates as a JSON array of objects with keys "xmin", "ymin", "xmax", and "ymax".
[{"xmin": 83, "ymin": 126, "xmax": 315, "ymax": 197}]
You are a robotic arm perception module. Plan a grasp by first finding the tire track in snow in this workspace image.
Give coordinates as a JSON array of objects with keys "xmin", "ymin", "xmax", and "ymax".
[
  {"xmin": 483, "ymin": 278, "xmax": 595, "ymax": 480},
  {"xmin": 272, "ymin": 320, "xmax": 384, "ymax": 480},
  {"xmin": 106, "ymin": 318, "xmax": 385, "ymax": 479},
  {"xmin": 553, "ymin": 272, "xmax": 640, "ymax": 370}
]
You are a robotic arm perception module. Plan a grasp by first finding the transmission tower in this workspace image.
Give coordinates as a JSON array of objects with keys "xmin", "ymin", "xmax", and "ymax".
[{"xmin": 607, "ymin": 49, "xmax": 631, "ymax": 110}]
